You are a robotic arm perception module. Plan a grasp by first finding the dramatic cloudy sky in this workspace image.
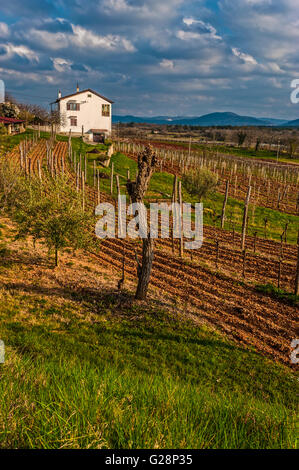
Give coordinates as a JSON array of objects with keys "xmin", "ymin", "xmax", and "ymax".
[{"xmin": 0, "ymin": 0, "xmax": 298, "ymax": 118}]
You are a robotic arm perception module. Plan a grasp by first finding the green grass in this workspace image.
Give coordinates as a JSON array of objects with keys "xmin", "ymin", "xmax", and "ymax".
[
  {"xmin": 0, "ymin": 129, "xmax": 35, "ymax": 153},
  {"xmin": 0, "ymin": 282, "xmax": 297, "ymax": 449}
]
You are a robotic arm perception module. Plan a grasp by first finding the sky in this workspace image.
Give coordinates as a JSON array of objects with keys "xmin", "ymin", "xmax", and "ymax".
[{"xmin": 0, "ymin": 0, "xmax": 299, "ymax": 119}]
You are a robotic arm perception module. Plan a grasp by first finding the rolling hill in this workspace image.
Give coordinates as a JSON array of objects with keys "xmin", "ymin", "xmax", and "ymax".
[
  {"xmin": 113, "ymin": 112, "xmax": 289, "ymax": 127},
  {"xmin": 282, "ymin": 118, "xmax": 299, "ymax": 127}
]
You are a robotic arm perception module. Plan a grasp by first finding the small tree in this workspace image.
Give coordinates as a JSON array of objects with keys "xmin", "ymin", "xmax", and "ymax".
[
  {"xmin": 0, "ymin": 159, "xmax": 26, "ymax": 212},
  {"xmin": 182, "ymin": 169, "xmax": 218, "ymax": 202},
  {"xmin": 14, "ymin": 176, "xmax": 94, "ymax": 266}
]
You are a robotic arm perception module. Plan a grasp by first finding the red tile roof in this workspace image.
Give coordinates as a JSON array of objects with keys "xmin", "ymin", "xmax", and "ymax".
[{"xmin": 0, "ymin": 116, "xmax": 25, "ymax": 124}]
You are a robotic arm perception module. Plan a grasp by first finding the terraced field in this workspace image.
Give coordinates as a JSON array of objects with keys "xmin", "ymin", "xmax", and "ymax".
[{"xmin": 7, "ymin": 139, "xmax": 298, "ymax": 366}]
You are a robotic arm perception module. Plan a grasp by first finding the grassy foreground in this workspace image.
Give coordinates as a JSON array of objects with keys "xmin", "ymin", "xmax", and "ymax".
[{"xmin": 0, "ymin": 220, "xmax": 297, "ymax": 449}]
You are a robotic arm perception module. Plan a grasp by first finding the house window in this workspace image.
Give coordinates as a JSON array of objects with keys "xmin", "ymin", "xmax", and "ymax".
[
  {"xmin": 70, "ymin": 116, "xmax": 77, "ymax": 127},
  {"xmin": 67, "ymin": 102, "xmax": 80, "ymax": 111},
  {"xmin": 102, "ymin": 104, "xmax": 110, "ymax": 117},
  {"xmin": 87, "ymin": 94, "xmax": 92, "ymax": 97}
]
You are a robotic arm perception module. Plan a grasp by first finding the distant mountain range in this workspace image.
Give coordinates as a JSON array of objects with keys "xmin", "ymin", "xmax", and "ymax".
[
  {"xmin": 113, "ymin": 112, "xmax": 298, "ymax": 127},
  {"xmin": 281, "ymin": 118, "xmax": 299, "ymax": 127}
]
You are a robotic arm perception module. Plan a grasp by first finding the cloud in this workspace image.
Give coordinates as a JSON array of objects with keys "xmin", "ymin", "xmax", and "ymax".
[
  {"xmin": 0, "ymin": 0, "xmax": 298, "ymax": 118},
  {"xmin": 0, "ymin": 43, "xmax": 39, "ymax": 62},
  {"xmin": 25, "ymin": 22, "xmax": 136, "ymax": 53},
  {"xmin": 160, "ymin": 59, "xmax": 174, "ymax": 70},
  {"xmin": 0, "ymin": 22, "xmax": 9, "ymax": 37},
  {"xmin": 182, "ymin": 17, "xmax": 222, "ymax": 40},
  {"xmin": 232, "ymin": 47, "xmax": 258, "ymax": 65},
  {"xmin": 71, "ymin": 25, "xmax": 136, "ymax": 52},
  {"xmin": 52, "ymin": 57, "xmax": 73, "ymax": 72},
  {"xmin": 0, "ymin": 65, "xmax": 53, "ymax": 83}
]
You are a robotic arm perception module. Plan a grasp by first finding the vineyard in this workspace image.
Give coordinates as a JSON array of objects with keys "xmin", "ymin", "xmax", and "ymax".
[
  {"xmin": 5, "ymin": 133, "xmax": 298, "ymax": 367},
  {"xmin": 115, "ymin": 140, "xmax": 299, "ymax": 216}
]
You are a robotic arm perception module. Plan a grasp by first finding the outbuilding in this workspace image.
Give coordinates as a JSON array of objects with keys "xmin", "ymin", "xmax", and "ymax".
[{"xmin": 0, "ymin": 116, "xmax": 25, "ymax": 134}]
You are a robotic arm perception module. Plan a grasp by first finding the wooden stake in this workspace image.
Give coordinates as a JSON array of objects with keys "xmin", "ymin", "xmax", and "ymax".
[
  {"xmin": 221, "ymin": 180, "xmax": 229, "ymax": 229},
  {"xmin": 28, "ymin": 158, "xmax": 31, "ymax": 178},
  {"xmin": 179, "ymin": 181, "xmax": 184, "ymax": 258},
  {"xmin": 97, "ymin": 170, "xmax": 100, "ymax": 205},
  {"xmin": 37, "ymin": 160, "xmax": 42, "ymax": 181},
  {"xmin": 172, "ymin": 175, "xmax": 178, "ymax": 202},
  {"xmin": 82, "ymin": 171, "xmax": 85, "ymax": 212},
  {"xmin": 110, "ymin": 162, "xmax": 114, "ymax": 195},
  {"xmin": 241, "ymin": 186, "xmax": 251, "ymax": 251}
]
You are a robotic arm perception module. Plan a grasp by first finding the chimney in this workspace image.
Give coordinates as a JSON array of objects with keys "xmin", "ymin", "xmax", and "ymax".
[
  {"xmin": 76, "ymin": 83, "xmax": 79, "ymax": 93},
  {"xmin": 58, "ymin": 90, "xmax": 61, "ymax": 99}
]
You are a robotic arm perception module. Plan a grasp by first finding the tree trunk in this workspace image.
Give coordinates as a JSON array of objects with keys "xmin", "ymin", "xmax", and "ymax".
[
  {"xmin": 110, "ymin": 162, "xmax": 114, "ymax": 195},
  {"xmin": 135, "ymin": 235, "xmax": 154, "ymax": 300},
  {"xmin": 126, "ymin": 146, "xmax": 157, "ymax": 300},
  {"xmin": 55, "ymin": 248, "xmax": 58, "ymax": 267},
  {"xmin": 295, "ymin": 229, "xmax": 299, "ymax": 296}
]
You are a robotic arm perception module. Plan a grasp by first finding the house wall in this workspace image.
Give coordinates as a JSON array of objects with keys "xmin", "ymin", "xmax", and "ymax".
[{"xmin": 58, "ymin": 91, "xmax": 112, "ymax": 135}]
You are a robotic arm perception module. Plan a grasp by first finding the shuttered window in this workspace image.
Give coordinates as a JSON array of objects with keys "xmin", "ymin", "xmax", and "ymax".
[
  {"xmin": 102, "ymin": 104, "xmax": 110, "ymax": 117},
  {"xmin": 67, "ymin": 103, "xmax": 80, "ymax": 111},
  {"xmin": 70, "ymin": 117, "xmax": 77, "ymax": 126}
]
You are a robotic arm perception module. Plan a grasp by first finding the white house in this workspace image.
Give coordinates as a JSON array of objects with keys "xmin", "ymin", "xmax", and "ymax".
[{"xmin": 52, "ymin": 85, "xmax": 114, "ymax": 141}]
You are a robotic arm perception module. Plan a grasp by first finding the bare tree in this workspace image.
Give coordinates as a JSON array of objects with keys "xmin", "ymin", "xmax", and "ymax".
[
  {"xmin": 255, "ymin": 137, "xmax": 261, "ymax": 152},
  {"xmin": 48, "ymin": 109, "xmax": 66, "ymax": 135},
  {"xmin": 295, "ymin": 228, "xmax": 299, "ymax": 296},
  {"xmin": 126, "ymin": 146, "xmax": 157, "ymax": 300},
  {"xmin": 288, "ymin": 138, "xmax": 298, "ymax": 159},
  {"xmin": 237, "ymin": 131, "xmax": 247, "ymax": 147}
]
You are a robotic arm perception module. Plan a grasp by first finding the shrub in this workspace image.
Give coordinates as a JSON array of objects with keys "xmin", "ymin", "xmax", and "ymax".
[
  {"xmin": 11, "ymin": 176, "xmax": 94, "ymax": 266},
  {"xmin": 182, "ymin": 168, "xmax": 218, "ymax": 202}
]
